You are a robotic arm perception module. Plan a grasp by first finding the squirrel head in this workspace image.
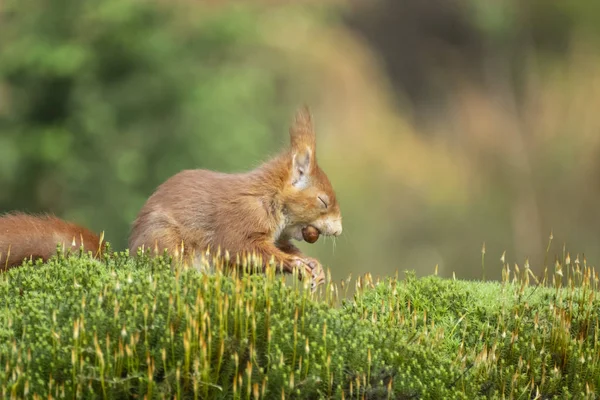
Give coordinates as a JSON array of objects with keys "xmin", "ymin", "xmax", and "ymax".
[{"xmin": 279, "ymin": 106, "xmax": 342, "ymax": 242}]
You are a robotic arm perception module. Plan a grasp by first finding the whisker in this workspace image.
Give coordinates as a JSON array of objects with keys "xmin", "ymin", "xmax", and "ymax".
[{"xmin": 342, "ymin": 229, "xmax": 350, "ymax": 244}]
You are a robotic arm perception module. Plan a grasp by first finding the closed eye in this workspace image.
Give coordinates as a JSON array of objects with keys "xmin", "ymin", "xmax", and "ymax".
[{"xmin": 318, "ymin": 196, "xmax": 328, "ymax": 209}]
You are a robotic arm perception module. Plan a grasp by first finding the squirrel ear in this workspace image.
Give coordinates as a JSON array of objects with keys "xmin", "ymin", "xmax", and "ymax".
[
  {"xmin": 289, "ymin": 105, "xmax": 316, "ymax": 152},
  {"xmin": 291, "ymin": 147, "xmax": 312, "ymax": 189}
]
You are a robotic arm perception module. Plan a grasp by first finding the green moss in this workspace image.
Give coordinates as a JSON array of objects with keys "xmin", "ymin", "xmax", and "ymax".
[{"xmin": 1, "ymin": 250, "xmax": 599, "ymax": 399}]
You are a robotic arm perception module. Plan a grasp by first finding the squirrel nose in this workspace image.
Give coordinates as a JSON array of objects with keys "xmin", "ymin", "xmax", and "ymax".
[{"xmin": 333, "ymin": 225, "xmax": 342, "ymax": 237}]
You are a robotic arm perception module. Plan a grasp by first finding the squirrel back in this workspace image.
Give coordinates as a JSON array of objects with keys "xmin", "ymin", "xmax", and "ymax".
[{"xmin": 0, "ymin": 213, "xmax": 104, "ymax": 271}]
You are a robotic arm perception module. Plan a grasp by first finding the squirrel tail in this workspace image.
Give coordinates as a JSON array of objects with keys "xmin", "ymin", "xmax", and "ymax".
[{"xmin": 0, "ymin": 212, "xmax": 104, "ymax": 271}]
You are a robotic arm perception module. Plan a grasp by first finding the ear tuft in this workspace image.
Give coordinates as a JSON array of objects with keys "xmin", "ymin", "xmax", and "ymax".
[
  {"xmin": 289, "ymin": 105, "xmax": 316, "ymax": 151},
  {"xmin": 294, "ymin": 104, "xmax": 312, "ymax": 128}
]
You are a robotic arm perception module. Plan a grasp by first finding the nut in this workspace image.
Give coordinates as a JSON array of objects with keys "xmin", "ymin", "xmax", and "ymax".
[{"xmin": 302, "ymin": 226, "xmax": 320, "ymax": 244}]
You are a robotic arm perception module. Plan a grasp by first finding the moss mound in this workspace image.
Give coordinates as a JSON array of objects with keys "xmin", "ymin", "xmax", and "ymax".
[{"xmin": 1, "ymin": 251, "xmax": 599, "ymax": 399}]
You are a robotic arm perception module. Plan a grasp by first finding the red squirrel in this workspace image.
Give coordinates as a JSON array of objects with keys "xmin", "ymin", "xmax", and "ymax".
[
  {"xmin": 129, "ymin": 106, "xmax": 342, "ymax": 286},
  {"xmin": 0, "ymin": 106, "xmax": 342, "ymax": 287}
]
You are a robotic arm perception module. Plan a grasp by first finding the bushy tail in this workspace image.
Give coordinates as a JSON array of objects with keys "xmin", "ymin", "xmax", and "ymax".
[{"xmin": 0, "ymin": 213, "xmax": 104, "ymax": 271}]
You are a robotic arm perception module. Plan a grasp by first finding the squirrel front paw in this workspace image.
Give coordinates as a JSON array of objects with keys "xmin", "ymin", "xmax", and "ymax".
[
  {"xmin": 289, "ymin": 256, "xmax": 325, "ymax": 291},
  {"xmin": 305, "ymin": 257, "xmax": 325, "ymax": 290}
]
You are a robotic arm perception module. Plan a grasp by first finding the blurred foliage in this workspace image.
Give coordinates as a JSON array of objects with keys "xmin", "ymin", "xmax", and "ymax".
[
  {"xmin": 345, "ymin": 0, "xmax": 600, "ymax": 119},
  {"xmin": 327, "ymin": 0, "xmax": 600, "ymax": 281}
]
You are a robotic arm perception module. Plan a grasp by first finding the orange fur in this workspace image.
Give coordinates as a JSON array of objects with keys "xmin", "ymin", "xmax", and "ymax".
[
  {"xmin": 129, "ymin": 106, "xmax": 342, "ymax": 284},
  {"xmin": 0, "ymin": 213, "xmax": 104, "ymax": 271}
]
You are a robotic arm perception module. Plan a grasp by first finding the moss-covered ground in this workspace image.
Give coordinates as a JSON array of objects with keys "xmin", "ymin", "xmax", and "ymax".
[{"xmin": 1, "ymin": 247, "xmax": 599, "ymax": 399}]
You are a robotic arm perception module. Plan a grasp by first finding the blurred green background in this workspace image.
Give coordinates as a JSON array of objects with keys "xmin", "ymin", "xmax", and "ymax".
[{"xmin": 2, "ymin": 0, "xmax": 600, "ymax": 283}]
